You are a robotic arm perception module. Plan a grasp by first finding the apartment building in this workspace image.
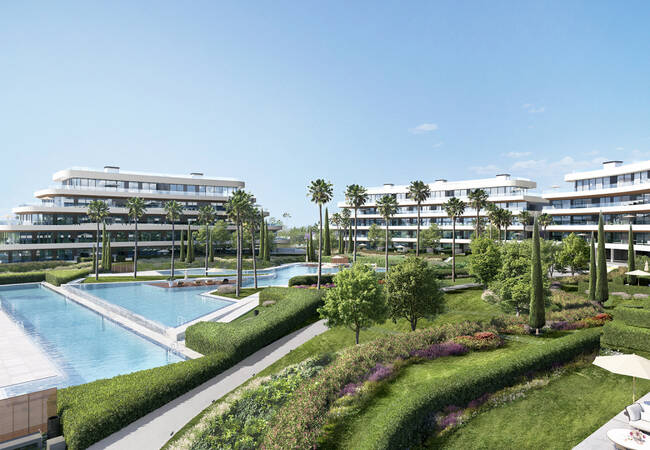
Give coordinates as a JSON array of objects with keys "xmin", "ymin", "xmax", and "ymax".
[
  {"xmin": 542, "ymin": 160, "xmax": 650, "ymax": 260},
  {"xmin": 0, "ymin": 166, "xmax": 270, "ymax": 263},
  {"xmin": 336, "ymin": 174, "xmax": 548, "ymax": 252}
]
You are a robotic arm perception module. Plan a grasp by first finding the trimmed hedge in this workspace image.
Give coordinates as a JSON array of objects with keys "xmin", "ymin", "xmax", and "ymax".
[
  {"xmin": 615, "ymin": 306, "xmax": 650, "ymax": 329},
  {"xmin": 186, "ymin": 288, "xmax": 324, "ymax": 355},
  {"xmin": 433, "ymin": 266, "xmax": 470, "ymax": 278},
  {"xmin": 288, "ymin": 274, "xmax": 335, "ymax": 287},
  {"xmin": 45, "ymin": 269, "xmax": 92, "ymax": 286},
  {"xmin": 0, "ymin": 271, "xmax": 46, "ymax": 285},
  {"xmin": 58, "ymin": 287, "xmax": 324, "ymax": 450},
  {"xmin": 0, "ymin": 260, "xmax": 73, "ymax": 273},
  {"xmin": 360, "ymin": 328, "xmax": 602, "ymax": 450},
  {"xmin": 602, "ymin": 320, "xmax": 650, "ymax": 353}
]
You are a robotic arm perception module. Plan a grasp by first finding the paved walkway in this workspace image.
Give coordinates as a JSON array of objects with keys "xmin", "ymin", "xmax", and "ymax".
[
  {"xmin": 574, "ymin": 391, "xmax": 650, "ymax": 449},
  {"xmin": 89, "ymin": 319, "xmax": 329, "ymax": 450}
]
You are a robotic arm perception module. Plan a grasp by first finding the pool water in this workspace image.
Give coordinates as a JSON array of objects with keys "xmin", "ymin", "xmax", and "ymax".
[
  {"xmin": 74, "ymin": 283, "xmax": 233, "ymax": 327},
  {"xmin": 0, "ymin": 284, "xmax": 182, "ymax": 396},
  {"xmin": 243, "ymin": 264, "xmax": 340, "ymax": 287}
]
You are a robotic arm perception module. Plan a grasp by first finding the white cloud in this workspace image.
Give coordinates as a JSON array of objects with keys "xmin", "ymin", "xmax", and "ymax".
[
  {"xmin": 432, "ymin": 142, "xmax": 444, "ymax": 148},
  {"xmin": 409, "ymin": 123, "xmax": 438, "ymax": 134},
  {"xmin": 470, "ymin": 164, "xmax": 501, "ymax": 175},
  {"xmin": 504, "ymin": 151, "xmax": 531, "ymax": 158},
  {"xmin": 512, "ymin": 159, "xmax": 544, "ymax": 170},
  {"xmin": 522, "ymin": 103, "xmax": 545, "ymax": 114}
]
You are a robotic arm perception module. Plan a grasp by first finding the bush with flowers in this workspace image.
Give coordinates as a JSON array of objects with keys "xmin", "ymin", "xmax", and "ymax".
[{"xmin": 453, "ymin": 331, "xmax": 504, "ymax": 350}]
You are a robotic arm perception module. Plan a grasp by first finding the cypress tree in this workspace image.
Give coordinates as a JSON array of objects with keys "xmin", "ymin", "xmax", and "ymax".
[
  {"xmin": 91, "ymin": 245, "xmax": 96, "ymax": 273},
  {"xmin": 338, "ymin": 229, "xmax": 343, "ymax": 254},
  {"xmin": 265, "ymin": 222, "xmax": 272, "ymax": 261},
  {"xmin": 595, "ymin": 213, "xmax": 609, "ymax": 302},
  {"xmin": 310, "ymin": 229, "xmax": 316, "ymax": 262},
  {"xmin": 529, "ymin": 217, "xmax": 545, "ymax": 334},
  {"xmin": 189, "ymin": 230, "xmax": 194, "ymax": 262},
  {"xmin": 305, "ymin": 231, "xmax": 311, "ymax": 262},
  {"xmin": 101, "ymin": 223, "xmax": 107, "ymax": 270},
  {"xmin": 588, "ymin": 232, "xmax": 596, "ymax": 300},
  {"xmin": 259, "ymin": 218, "xmax": 265, "ymax": 259},
  {"xmin": 628, "ymin": 223, "xmax": 636, "ymax": 285},
  {"xmin": 180, "ymin": 230, "xmax": 185, "ymax": 261},
  {"xmin": 324, "ymin": 208, "xmax": 331, "ymax": 256},
  {"xmin": 208, "ymin": 229, "xmax": 214, "ymax": 262},
  {"xmin": 186, "ymin": 223, "xmax": 192, "ymax": 263},
  {"xmin": 347, "ymin": 225, "xmax": 353, "ymax": 254},
  {"xmin": 105, "ymin": 232, "xmax": 112, "ymax": 272}
]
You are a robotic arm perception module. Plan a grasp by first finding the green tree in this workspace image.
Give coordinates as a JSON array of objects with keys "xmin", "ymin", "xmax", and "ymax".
[
  {"xmin": 486, "ymin": 204, "xmax": 500, "ymax": 240},
  {"xmin": 385, "ymin": 257, "xmax": 444, "ymax": 331},
  {"xmin": 408, "ymin": 180, "xmax": 431, "ymax": 256},
  {"xmin": 198, "ymin": 205, "xmax": 216, "ymax": 277},
  {"xmin": 318, "ymin": 264, "xmax": 387, "ymax": 344},
  {"xmin": 164, "ymin": 200, "xmax": 182, "ymax": 279},
  {"xmin": 259, "ymin": 216, "xmax": 266, "ymax": 257},
  {"xmin": 529, "ymin": 218, "xmax": 545, "ymax": 334},
  {"xmin": 340, "ymin": 208, "xmax": 351, "ymax": 253},
  {"xmin": 331, "ymin": 212, "xmax": 343, "ymax": 254},
  {"xmin": 499, "ymin": 208, "xmax": 514, "ymax": 241},
  {"xmin": 345, "ymin": 184, "xmax": 369, "ymax": 262},
  {"xmin": 179, "ymin": 229, "xmax": 185, "ymax": 261},
  {"xmin": 366, "ymin": 223, "xmax": 384, "ymax": 250},
  {"xmin": 126, "ymin": 197, "xmax": 146, "ymax": 278},
  {"xmin": 469, "ymin": 236, "xmax": 501, "ymax": 285},
  {"xmin": 324, "ymin": 208, "xmax": 331, "ymax": 256},
  {"xmin": 589, "ymin": 232, "xmax": 596, "ymax": 300},
  {"xmin": 87, "ymin": 200, "xmax": 109, "ymax": 280},
  {"xmin": 557, "ymin": 233, "xmax": 589, "ymax": 275},
  {"xmin": 243, "ymin": 202, "xmax": 261, "ymax": 288},
  {"xmin": 104, "ymin": 230, "xmax": 112, "ymax": 272},
  {"xmin": 101, "ymin": 222, "xmax": 107, "ymax": 270},
  {"xmin": 420, "ymin": 223, "xmax": 441, "ymax": 251},
  {"xmin": 376, "ymin": 194, "xmax": 398, "ymax": 272},
  {"xmin": 468, "ymin": 188, "xmax": 489, "ymax": 239},
  {"xmin": 595, "ymin": 213, "xmax": 609, "ymax": 302},
  {"xmin": 538, "ymin": 213, "xmax": 553, "ymax": 239},
  {"xmin": 518, "ymin": 210, "xmax": 532, "ymax": 239},
  {"xmin": 628, "ymin": 223, "xmax": 636, "ymax": 285},
  {"xmin": 226, "ymin": 190, "xmax": 252, "ymax": 297},
  {"xmin": 308, "ymin": 179, "xmax": 334, "ymax": 289},
  {"xmin": 186, "ymin": 222, "xmax": 194, "ymax": 263},
  {"xmin": 212, "ymin": 220, "xmax": 231, "ymax": 252},
  {"xmin": 443, "ymin": 197, "xmax": 466, "ymax": 281}
]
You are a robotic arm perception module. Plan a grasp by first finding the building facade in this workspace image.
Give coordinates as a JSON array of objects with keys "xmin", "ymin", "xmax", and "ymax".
[
  {"xmin": 336, "ymin": 174, "xmax": 547, "ymax": 252},
  {"xmin": 0, "ymin": 166, "xmax": 266, "ymax": 263},
  {"xmin": 542, "ymin": 160, "xmax": 650, "ymax": 260}
]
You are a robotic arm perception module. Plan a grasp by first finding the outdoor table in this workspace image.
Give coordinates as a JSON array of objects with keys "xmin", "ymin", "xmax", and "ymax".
[{"xmin": 607, "ymin": 428, "xmax": 650, "ymax": 450}]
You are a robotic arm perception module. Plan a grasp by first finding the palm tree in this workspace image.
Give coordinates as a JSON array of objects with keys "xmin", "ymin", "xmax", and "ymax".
[
  {"xmin": 376, "ymin": 194, "xmax": 398, "ymax": 272},
  {"xmin": 164, "ymin": 200, "xmax": 182, "ymax": 280},
  {"xmin": 243, "ymin": 202, "xmax": 261, "ymax": 288},
  {"xmin": 538, "ymin": 213, "xmax": 553, "ymax": 239},
  {"xmin": 486, "ymin": 203, "xmax": 498, "ymax": 239},
  {"xmin": 443, "ymin": 197, "xmax": 466, "ymax": 282},
  {"xmin": 198, "ymin": 205, "xmax": 216, "ymax": 277},
  {"xmin": 308, "ymin": 179, "xmax": 334, "ymax": 289},
  {"xmin": 501, "ymin": 209, "xmax": 514, "ymax": 241},
  {"xmin": 330, "ymin": 212, "xmax": 342, "ymax": 253},
  {"xmin": 408, "ymin": 181, "xmax": 431, "ymax": 256},
  {"xmin": 226, "ymin": 190, "xmax": 252, "ymax": 297},
  {"xmin": 468, "ymin": 188, "xmax": 489, "ymax": 239},
  {"xmin": 340, "ymin": 208, "xmax": 351, "ymax": 253},
  {"xmin": 518, "ymin": 210, "xmax": 531, "ymax": 239},
  {"xmin": 126, "ymin": 197, "xmax": 146, "ymax": 279},
  {"xmin": 345, "ymin": 184, "xmax": 368, "ymax": 263},
  {"xmin": 87, "ymin": 200, "xmax": 110, "ymax": 281}
]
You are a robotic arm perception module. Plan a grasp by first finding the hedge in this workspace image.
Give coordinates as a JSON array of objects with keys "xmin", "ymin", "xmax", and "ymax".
[
  {"xmin": 359, "ymin": 328, "xmax": 602, "ymax": 450},
  {"xmin": 58, "ymin": 287, "xmax": 324, "ymax": 450},
  {"xmin": 0, "ymin": 260, "xmax": 73, "ymax": 273},
  {"xmin": 287, "ymin": 274, "xmax": 335, "ymax": 287},
  {"xmin": 602, "ymin": 320, "xmax": 650, "ymax": 353},
  {"xmin": 433, "ymin": 267, "xmax": 470, "ymax": 278},
  {"xmin": 45, "ymin": 269, "xmax": 92, "ymax": 286},
  {"xmin": 0, "ymin": 271, "xmax": 46, "ymax": 285},
  {"xmin": 615, "ymin": 306, "xmax": 650, "ymax": 329},
  {"xmin": 186, "ymin": 288, "xmax": 324, "ymax": 355}
]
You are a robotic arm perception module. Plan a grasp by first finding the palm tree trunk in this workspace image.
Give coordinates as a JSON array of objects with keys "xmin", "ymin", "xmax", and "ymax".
[
  {"xmin": 95, "ymin": 221, "xmax": 100, "ymax": 280},
  {"xmin": 505, "ymin": 225, "xmax": 508, "ymax": 242},
  {"xmin": 353, "ymin": 208, "xmax": 358, "ymax": 263},
  {"xmin": 204, "ymin": 224, "xmax": 209, "ymax": 277},
  {"xmin": 251, "ymin": 227, "xmax": 258, "ymax": 288},
  {"xmin": 134, "ymin": 220, "xmax": 138, "ymax": 279},
  {"xmin": 476, "ymin": 208, "xmax": 480, "ymax": 238},
  {"xmin": 236, "ymin": 219, "xmax": 241, "ymax": 297},
  {"xmin": 317, "ymin": 204, "xmax": 323, "ymax": 290},
  {"xmin": 452, "ymin": 218, "xmax": 456, "ymax": 282},
  {"xmin": 171, "ymin": 222, "xmax": 176, "ymax": 279},
  {"xmin": 416, "ymin": 204, "xmax": 421, "ymax": 256},
  {"xmin": 385, "ymin": 221, "xmax": 389, "ymax": 272}
]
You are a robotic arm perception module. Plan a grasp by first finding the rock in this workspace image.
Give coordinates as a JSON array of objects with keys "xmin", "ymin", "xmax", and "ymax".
[
  {"xmin": 262, "ymin": 300, "xmax": 276, "ymax": 307},
  {"xmin": 633, "ymin": 293, "xmax": 649, "ymax": 299},
  {"xmin": 611, "ymin": 292, "xmax": 631, "ymax": 299}
]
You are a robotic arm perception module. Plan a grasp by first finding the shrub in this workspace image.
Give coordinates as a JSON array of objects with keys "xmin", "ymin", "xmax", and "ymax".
[
  {"xmin": 186, "ymin": 288, "xmax": 324, "ymax": 355},
  {"xmin": 615, "ymin": 306, "xmax": 650, "ymax": 329},
  {"xmin": 453, "ymin": 331, "xmax": 503, "ymax": 350},
  {"xmin": 288, "ymin": 274, "xmax": 335, "ymax": 287},
  {"xmin": 602, "ymin": 320, "xmax": 650, "ymax": 353},
  {"xmin": 0, "ymin": 260, "xmax": 73, "ymax": 273},
  {"xmin": 0, "ymin": 271, "xmax": 46, "ymax": 285},
  {"xmin": 357, "ymin": 328, "xmax": 602, "ymax": 450},
  {"xmin": 45, "ymin": 269, "xmax": 92, "ymax": 286}
]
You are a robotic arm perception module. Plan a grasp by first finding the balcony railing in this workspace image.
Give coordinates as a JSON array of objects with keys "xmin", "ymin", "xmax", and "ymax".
[{"xmin": 43, "ymin": 184, "xmax": 235, "ymax": 198}]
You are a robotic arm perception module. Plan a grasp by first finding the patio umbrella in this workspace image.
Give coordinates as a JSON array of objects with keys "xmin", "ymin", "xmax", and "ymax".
[
  {"xmin": 625, "ymin": 269, "xmax": 650, "ymax": 286},
  {"xmin": 645, "ymin": 261, "xmax": 649, "ymax": 272},
  {"xmin": 593, "ymin": 354, "xmax": 650, "ymax": 402}
]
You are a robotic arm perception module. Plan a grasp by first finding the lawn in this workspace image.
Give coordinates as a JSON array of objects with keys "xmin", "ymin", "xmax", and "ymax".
[
  {"xmin": 428, "ymin": 364, "xmax": 650, "ymax": 449},
  {"xmin": 214, "ymin": 287, "xmax": 265, "ymax": 300}
]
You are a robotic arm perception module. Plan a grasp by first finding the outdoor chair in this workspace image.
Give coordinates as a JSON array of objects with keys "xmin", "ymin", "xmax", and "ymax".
[{"xmin": 626, "ymin": 402, "xmax": 650, "ymax": 433}]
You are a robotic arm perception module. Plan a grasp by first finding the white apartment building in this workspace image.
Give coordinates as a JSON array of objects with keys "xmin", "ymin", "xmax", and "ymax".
[
  {"xmin": 543, "ymin": 160, "xmax": 650, "ymax": 260},
  {"xmin": 337, "ymin": 174, "xmax": 548, "ymax": 252},
  {"xmin": 0, "ymin": 166, "xmax": 272, "ymax": 263}
]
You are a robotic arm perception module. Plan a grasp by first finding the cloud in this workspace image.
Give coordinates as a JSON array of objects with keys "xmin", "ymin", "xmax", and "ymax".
[
  {"xmin": 470, "ymin": 164, "xmax": 501, "ymax": 175},
  {"xmin": 409, "ymin": 123, "xmax": 438, "ymax": 134},
  {"xmin": 432, "ymin": 142, "xmax": 444, "ymax": 148},
  {"xmin": 616, "ymin": 146, "xmax": 624, "ymax": 151},
  {"xmin": 512, "ymin": 159, "xmax": 544, "ymax": 170},
  {"xmin": 522, "ymin": 103, "xmax": 545, "ymax": 114},
  {"xmin": 504, "ymin": 151, "xmax": 531, "ymax": 158}
]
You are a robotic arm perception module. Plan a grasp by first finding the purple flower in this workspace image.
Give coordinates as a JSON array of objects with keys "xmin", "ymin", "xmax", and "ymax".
[
  {"xmin": 367, "ymin": 363, "xmax": 393, "ymax": 382},
  {"xmin": 410, "ymin": 341, "xmax": 468, "ymax": 359}
]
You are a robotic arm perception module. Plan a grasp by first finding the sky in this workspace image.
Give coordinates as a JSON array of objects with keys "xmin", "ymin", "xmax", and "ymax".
[{"xmin": 2, "ymin": 1, "xmax": 650, "ymax": 226}]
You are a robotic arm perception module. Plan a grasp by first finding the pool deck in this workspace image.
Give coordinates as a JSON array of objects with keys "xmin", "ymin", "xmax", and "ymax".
[
  {"xmin": 0, "ymin": 309, "xmax": 59, "ymax": 398},
  {"xmin": 573, "ymin": 391, "xmax": 650, "ymax": 449}
]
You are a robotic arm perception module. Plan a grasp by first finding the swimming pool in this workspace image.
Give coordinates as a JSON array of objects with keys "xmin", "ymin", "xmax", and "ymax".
[
  {"xmin": 242, "ymin": 264, "xmax": 340, "ymax": 287},
  {"xmin": 74, "ymin": 282, "xmax": 233, "ymax": 327},
  {"xmin": 0, "ymin": 284, "xmax": 182, "ymax": 397}
]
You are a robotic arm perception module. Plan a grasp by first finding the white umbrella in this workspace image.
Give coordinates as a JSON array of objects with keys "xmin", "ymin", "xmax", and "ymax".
[
  {"xmin": 594, "ymin": 354, "xmax": 650, "ymax": 402},
  {"xmin": 645, "ymin": 260, "xmax": 649, "ymax": 272},
  {"xmin": 625, "ymin": 270, "xmax": 650, "ymax": 286}
]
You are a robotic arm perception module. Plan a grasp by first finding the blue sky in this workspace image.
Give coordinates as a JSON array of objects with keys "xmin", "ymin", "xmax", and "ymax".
[{"xmin": 2, "ymin": 1, "xmax": 650, "ymax": 226}]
